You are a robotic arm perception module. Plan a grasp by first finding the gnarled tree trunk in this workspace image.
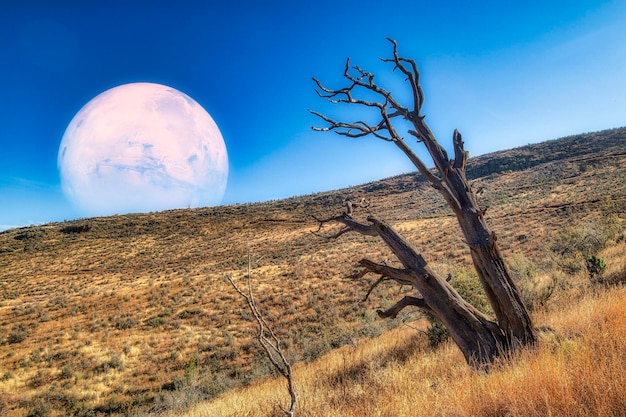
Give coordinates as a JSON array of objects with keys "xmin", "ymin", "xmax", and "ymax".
[{"xmin": 311, "ymin": 39, "xmax": 535, "ymax": 368}]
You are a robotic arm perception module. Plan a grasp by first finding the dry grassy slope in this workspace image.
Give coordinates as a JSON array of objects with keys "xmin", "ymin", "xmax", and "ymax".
[{"xmin": 0, "ymin": 127, "xmax": 625, "ymax": 415}]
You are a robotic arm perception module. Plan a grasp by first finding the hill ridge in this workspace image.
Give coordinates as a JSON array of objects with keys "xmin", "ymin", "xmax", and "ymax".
[{"xmin": 0, "ymin": 126, "xmax": 625, "ymax": 416}]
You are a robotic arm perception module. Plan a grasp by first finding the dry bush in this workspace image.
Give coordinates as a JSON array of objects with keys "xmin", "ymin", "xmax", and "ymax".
[
  {"xmin": 507, "ymin": 252, "xmax": 556, "ymax": 310},
  {"xmin": 547, "ymin": 215, "xmax": 622, "ymax": 275}
]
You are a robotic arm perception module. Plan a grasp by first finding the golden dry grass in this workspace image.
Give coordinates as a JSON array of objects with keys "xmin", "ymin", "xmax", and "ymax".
[{"xmin": 177, "ymin": 285, "xmax": 626, "ymax": 417}]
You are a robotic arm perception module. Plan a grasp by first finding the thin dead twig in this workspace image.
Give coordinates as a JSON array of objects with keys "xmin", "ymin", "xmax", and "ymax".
[{"xmin": 225, "ymin": 251, "xmax": 297, "ymax": 416}]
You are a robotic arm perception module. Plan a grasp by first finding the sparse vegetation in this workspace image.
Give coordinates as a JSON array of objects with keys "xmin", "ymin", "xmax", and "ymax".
[
  {"xmin": 175, "ymin": 286, "xmax": 626, "ymax": 417},
  {"xmin": 227, "ymin": 251, "xmax": 297, "ymax": 416},
  {"xmin": 0, "ymin": 127, "xmax": 625, "ymax": 415},
  {"xmin": 7, "ymin": 324, "xmax": 29, "ymax": 344},
  {"xmin": 59, "ymin": 224, "xmax": 92, "ymax": 234}
]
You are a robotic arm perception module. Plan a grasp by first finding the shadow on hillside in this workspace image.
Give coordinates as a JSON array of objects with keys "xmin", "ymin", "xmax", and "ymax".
[{"xmin": 326, "ymin": 331, "xmax": 427, "ymax": 387}]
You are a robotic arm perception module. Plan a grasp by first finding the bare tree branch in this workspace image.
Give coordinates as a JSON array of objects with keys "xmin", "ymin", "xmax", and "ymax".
[
  {"xmin": 452, "ymin": 129, "xmax": 469, "ymax": 171},
  {"xmin": 381, "ymin": 38, "xmax": 424, "ymax": 115},
  {"xmin": 354, "ymin": 258, "xmax": 415, "ymax": 286},
  {"xmin": 362, "ymin": 275, "xmax": 390, "ymax": 302},
  {"xmin": 311, "ymin": 213, "xmax": 378, "ymax": 239},
  {"xmin": 309, "ymin": 110, "xmax": 395, "ymax": 141},
  {"xmin": 348, "ymin": 258, "xmax": 415, "ymax": 302},
  {"xmin": 377, "ymin": 296, "xmax": 431, "ymax": 319},
  {"xmin": 225, "ymin": 251, "xmax": 297, "ymax": 416},
  {"xmin": 309, "ymin": 39, "xmax": 453, "ymax": 193}
]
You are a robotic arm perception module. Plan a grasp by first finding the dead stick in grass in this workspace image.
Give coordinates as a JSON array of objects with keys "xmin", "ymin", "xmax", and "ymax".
[{"xmin": 225, "ymin": 251, "xmax": 297, "ymax": 416}]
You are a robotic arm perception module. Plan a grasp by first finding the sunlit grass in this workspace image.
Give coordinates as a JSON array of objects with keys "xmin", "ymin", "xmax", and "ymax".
[{"xmin": 176, "ymin": 286, "xmax": 626, "ymax": 417}]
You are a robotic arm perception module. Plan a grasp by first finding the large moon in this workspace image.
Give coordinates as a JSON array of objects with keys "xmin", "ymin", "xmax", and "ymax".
[{"xmin": 58, "ymin": 82, "xmax": 228, "ymax": 216}]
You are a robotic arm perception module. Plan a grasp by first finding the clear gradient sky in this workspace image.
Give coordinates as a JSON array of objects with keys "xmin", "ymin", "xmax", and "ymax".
[{"xmin": 1, "ymin": 0, "xmax": 625, "ymax": 230}]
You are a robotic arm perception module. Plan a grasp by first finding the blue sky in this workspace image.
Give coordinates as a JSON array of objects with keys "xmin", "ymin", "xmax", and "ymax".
[{"xmin": 1, "ymin": 0, "xmax": 625, "ymax": 230}]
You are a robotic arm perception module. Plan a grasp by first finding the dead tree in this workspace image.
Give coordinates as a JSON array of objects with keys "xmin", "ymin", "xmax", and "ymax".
[
  {"xmin": 226, "ymin": 251, "xmax": 297, "ymax": 416},
  {"xmin": 310, "ymin": 39, "xmax": 535, "ymax": 368}
]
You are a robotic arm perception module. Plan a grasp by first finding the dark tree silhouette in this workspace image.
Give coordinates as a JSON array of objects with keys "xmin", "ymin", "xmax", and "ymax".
[{"xmin": 310, "ymin": 39, "xmax": 535, "ymax": 368}]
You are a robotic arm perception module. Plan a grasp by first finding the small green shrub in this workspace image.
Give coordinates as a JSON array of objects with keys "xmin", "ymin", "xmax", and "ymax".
[
  {"xmin": 94, "ymin": 353, "xmax": 124, "ymax": 374},
  {"xmin": 425, "ymin": 317, "xmax": 448, "ymax": 349},
  {"xmin": 145, "ymin": 315, "xmax": 166, "ymax": 327},
  {"xmin": 26, "ymin": 399, "xmax": 50, "ymax": 417},
  {"xmin": 60, "ymin": 364, "xmax": 74, "ymax": 380},
  {"xmin": 450, "ymin": 267, "xmax": 492, "ymax": 315},
  {"xmin": 585, "ymin": 255, "xmax": 606, "ymax": 275},
  {"xmin": 585, "ymin": 255, "xmax": 607, "ymax": 284}
]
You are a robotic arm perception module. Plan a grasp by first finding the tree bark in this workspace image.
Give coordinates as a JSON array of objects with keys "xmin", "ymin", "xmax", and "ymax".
[
  {"xmin": 315, "ymin": 213, "xmax": 508, "ymax": 366},
  {"xmin": 425, "ymin": 129, "xmax": 535, "ymax": 348},
  {"xmin": 311, "ymin": 39, "xmax": 536, "ymax": 368}
]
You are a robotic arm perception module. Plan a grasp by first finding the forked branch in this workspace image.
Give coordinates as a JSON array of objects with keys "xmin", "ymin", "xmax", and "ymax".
[
  {"xmin": 377, "ymin": 296, "xmax": 431, "ymax": 319},
  {"xmin": 309, "ymin": 38, "xmax": 461, "ymax": 194},
  {"xmin": 311, "ymin": 213, "xmax": 378, "ymax": 239},
  {"xmin": 351, "ymin": 258, "xmax": 415, "ymax": 287},
  {"xmin": 380, "ymin": 37, "xmax": 425, "ymax": 115},
  {"xmin": 350, "ymin": 258, "xmax": 415, "ymax": 301},
  {"xmin": 225, "ymin": 252, "xmax": 297, "ymax": 416},
  {"xmin": 312, "ymin": 213, "xmax": 444, "ymax": 321}
]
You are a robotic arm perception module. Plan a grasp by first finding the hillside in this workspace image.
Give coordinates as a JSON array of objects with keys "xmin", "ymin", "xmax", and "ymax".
[
  {"xmin": 179, "ymin": 285, "xmax": 626, "ymax": 417},
  {"xmin": 1, "ymin": 127, "xmax": 625, "ymax": 416}
]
